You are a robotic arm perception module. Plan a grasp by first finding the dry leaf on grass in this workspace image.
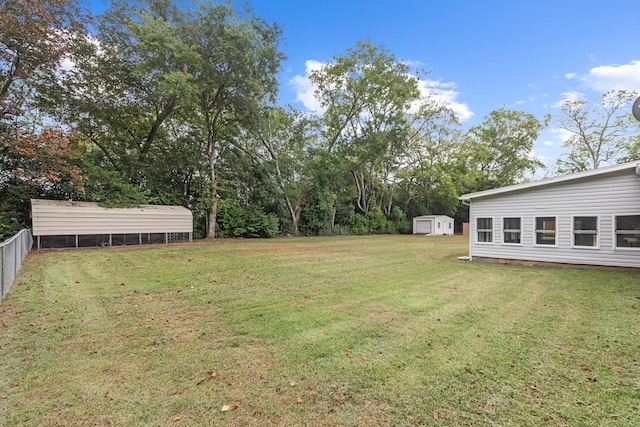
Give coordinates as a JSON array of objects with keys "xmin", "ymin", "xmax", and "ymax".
[{"xmin": 196, "ymin": 371, "xmax": 218, "ymax": 385}]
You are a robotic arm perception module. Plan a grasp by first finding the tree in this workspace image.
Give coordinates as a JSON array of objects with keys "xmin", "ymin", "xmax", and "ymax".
[
  {"xmin": 252, "ymin": 106, "xmax": 318, "ymax": 235},
  {"xmin": 398, "ymin": 99, "xmax": 463, "ymax": 218},
  {"xmin": 186, "ymin": 2, "xmax": 284, "ymax": 238},
  {"xmin": 463, "ymin": 107, "xmax": 545, "ymax": 191},
  {"xmin": 309, "ymin": 40, "xmax": 421, "ymax": 216},
  {"xmin": 619, "ymin": 133, "xmax": 640, "ymax": 163},
  {"xmin": 554, "ymin": 90, "xmax": 639, "ymax": 173},
  {"xmin": 0, "ymin": 0, "xmax": 88, "ymax": 235},
  {"xmin": 0, "ymin": 0, "xmax": 86, "ymax": 121},
  {"xmin": 60, "ymin": 0, "xmax": 198, "ymax": 186},
  {"xmin": 56, "ymin": 0, "xmax": 284, "ymax": 237}
]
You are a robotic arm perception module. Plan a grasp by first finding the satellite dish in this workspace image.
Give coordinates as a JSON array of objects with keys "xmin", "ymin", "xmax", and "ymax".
[{"xmin": 633, "ymin": 96, "xmax": 640, "ymax": 122}]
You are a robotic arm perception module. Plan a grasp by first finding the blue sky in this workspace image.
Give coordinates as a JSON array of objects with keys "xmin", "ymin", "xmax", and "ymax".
[{"xmin": 87, "ymin": 0, "xmax": 640, "ymax": 171}]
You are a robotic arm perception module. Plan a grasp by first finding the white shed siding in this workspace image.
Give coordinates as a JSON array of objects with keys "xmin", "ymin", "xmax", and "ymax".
[
  {"xmin": 413, "ymin": 215, "xmax": 454, "ymax": 235},
  {"xmin": 467, "ymin": 168, "xmax": 640, "ymax": 268},
  {"xmin": 31, "ymin": 200, "xmax": 193, "ymax": 236},
  {"xmin": 414, "ymin": 219, "xmax": 432, "ymax": 234}
]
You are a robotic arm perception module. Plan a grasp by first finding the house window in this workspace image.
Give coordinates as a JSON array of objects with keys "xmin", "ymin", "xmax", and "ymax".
[
  {"xmin": 503, "ymin": 217, "xmax": 521, "ymax": 244},
  {"xmin": 449, "ymin": 222, "xmax": 452, "ymax": 229},
  {"xmin": 477, "ymin": 217, "xmax": 493, "ymax": 243},
  {"xmin": 535, "ymin": 216, "xmax": 556, "ymax": 245},
  {"xmin": 438, "ymin": 222, "xmax": 441, "ymax": 229},
  {"xmin": 615, "ymin": 215, "xmax": 640, "ymax": 248},
  {"xmin": 573, "ymin": 216, "xmax": 598, "ymax": 247}
]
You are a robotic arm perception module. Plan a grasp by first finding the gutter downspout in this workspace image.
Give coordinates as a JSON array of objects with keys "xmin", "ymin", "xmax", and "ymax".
[{"xmin": 460, "ymin": 199, "xmax": 472, "ymax": 261}]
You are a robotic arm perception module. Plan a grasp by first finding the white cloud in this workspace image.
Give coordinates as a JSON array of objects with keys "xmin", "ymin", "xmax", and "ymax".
[
  {"xmin": 289, "ymin": 60, "xmax": 474, "ymax": 122},
  {"xmin": 290, "ymin": 59, "xmax": 326, "ymax": 113},
  {"xmin": 581, "ymin": 60, "xmax": 640, "ymax": 92},
  {"xmin": 553, "ymin": 91, "xmax": 584, "ymax": 108},
  {"xmin": 549, "ymin": 127, "xmax": 573, "ymax": 144},
  {"xmin": 515, "ymin": 95, "xmax": 537, "ymax": 105},
  {"xmin": 401, "ymin": 59, "xmax": 425, "ymax": 68},
  {"xmin": 60, "ymin": 57, "xmax": 75, "ymax": 72},
  {"xmin": 555, "ymin": 60, "xmax": 640, "ymax": 112},
  {"xmin": 415, "ymin": 79, "xmax": 474, "ymax": 122},
  {"xmin": 543, "ymin": 140, "xmax": 554, "ymax": 147},
  {"xmin": 58, "ymin": 33, "xmax": 103, "ymax": 74}
]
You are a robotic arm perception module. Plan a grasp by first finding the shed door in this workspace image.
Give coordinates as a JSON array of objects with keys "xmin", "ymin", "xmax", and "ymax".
[{"xmin": 416, "ymin": 219, "xmax": 432, "ymax": 234}]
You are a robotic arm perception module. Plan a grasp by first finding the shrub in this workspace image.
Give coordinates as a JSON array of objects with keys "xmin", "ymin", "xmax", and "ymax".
[
  {"xmin": 351, "ymin": 210, "xmax": 397, "ymax": 235},
  {"xmin": 216, "ymin": 204, "xmax": 279, "ymax": 238}
]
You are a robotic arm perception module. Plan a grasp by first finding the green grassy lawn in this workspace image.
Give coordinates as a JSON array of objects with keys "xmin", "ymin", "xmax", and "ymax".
[{"xmin": 1, "ymin": 235, "xmax": 639, "ymax": 426}]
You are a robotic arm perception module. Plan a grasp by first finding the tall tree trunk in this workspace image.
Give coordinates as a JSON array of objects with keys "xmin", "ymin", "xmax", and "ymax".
[
  {"xmin": 206, "ymin": 129, "xmax": 218, "ymax": 239},
  {"xmin": 261, "ymin": 135, "xmax": 303, "ymax": 235},
  {"xmin": 286, "ymin": 199, "xmax": 301, "ymax": 235},
  {"xmin": 208, "ymin": 190, "xmax": 218, "ymax": 239}
]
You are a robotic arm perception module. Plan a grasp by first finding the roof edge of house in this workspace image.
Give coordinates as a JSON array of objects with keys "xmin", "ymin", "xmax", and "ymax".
[{"xmin": 459, "ymin": 160, "xmax": 640, "ymax": 201}]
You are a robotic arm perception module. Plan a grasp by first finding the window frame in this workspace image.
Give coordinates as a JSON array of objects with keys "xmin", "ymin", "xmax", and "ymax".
[
  {"xmin": 534, "ymin": 216, "xmax": 557, "ymax": 247},
  {"xmin": 502, "ymin": 216, "xmax": 522, "ymax": 246},
  {"xmin": 571, "ymin": 215, "xmax": 599, "ymax": 249},
  {"xmin": 476, "ymin": 217, "xmax": 494, "ymax": 244},
  {"xmin": 614, "ymin": 214, "xmax": 640, "ymax": 249}
]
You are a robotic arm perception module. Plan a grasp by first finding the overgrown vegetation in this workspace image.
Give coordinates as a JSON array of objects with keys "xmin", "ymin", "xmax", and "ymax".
[{"xmin": 1, "ymin": 236, "xmax": 639, "ymax": 426}]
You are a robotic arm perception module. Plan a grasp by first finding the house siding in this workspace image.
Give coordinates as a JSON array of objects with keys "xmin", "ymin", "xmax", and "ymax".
[{"xmin": 468, "ymin": 168, "xmax": 640, "ymax": 268}]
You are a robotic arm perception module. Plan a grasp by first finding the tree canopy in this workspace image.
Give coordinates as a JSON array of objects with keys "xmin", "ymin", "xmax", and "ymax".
[
  {"xmin": 553, "ymin": 90, "xmax": 640, "ymax": 173},
  {"xmin": 1, "ymin": 0, "xmax": 638, "ymax": 241}
]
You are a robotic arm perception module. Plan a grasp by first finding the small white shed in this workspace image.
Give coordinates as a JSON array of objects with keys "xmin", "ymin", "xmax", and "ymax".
[
  {"xmin": 31, "ymin": 199, "xmax": 193, "ymax": 249},
  {"xmin": 412, "ymin": 215, "xmax": 454, "ymax": 235}
]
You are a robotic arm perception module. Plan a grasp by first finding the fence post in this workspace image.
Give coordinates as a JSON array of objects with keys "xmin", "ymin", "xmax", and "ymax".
[
  {"xmin": 15, "ymin": 235, "xmax": 19, "ymax": 279},
  {"xmin": 1, "ymin": 244, "xmax": 5, "ymax": 299}
]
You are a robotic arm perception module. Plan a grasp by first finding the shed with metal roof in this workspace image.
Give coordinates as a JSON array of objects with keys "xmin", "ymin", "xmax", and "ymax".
[{"xmin": 31, "ymin": 199, "xmax": 193, "ymax": 249}]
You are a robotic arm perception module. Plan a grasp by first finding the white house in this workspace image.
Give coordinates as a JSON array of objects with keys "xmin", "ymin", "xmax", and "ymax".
[
  {"xmin": 412, "ymin": 215, "xmax": 454, "ymax": 235},
  {"xmin": 459, "ymin": 161, "xmax": 640, "ymax": 269},
  {"xmin": 31, "ymin": 199, "xmax": 193, "ymax": 249}
]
